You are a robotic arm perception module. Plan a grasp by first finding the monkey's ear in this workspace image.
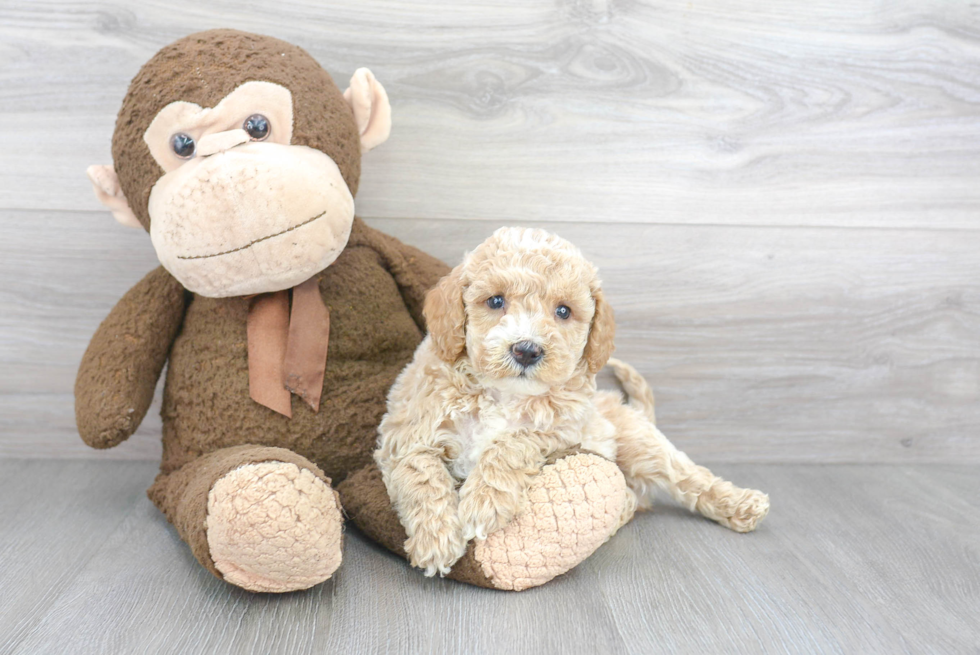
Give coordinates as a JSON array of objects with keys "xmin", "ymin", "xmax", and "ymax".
[
  {"xmin": 86, "ymin": 165, "xmax": 142, "ymax": 229},
  {"xmin": 343, "ymin": 68, "xmax": 392, "ymax": 153}
]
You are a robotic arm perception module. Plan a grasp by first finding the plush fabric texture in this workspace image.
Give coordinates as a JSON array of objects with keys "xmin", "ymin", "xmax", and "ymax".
[
  {"xmin": 90, "ymin": 217, "xmax": 447, "ymax": 588},
  {"xmin": 79, "ymin": 215, "xmax": 632, "ymax": 591},
  {"xmin": 472, "ymin": 453, "xmax": 630, "ymax": 591},
  {"xmin": 141, "ymin": 218, "xmax": 449, "ymax": 585},
  {"xmin": 75, "ymin": 266, "xmax": 187, "ymax": 449},
  {"xmin": 336, "ymin": 461, "xmax": 494, "ymax": 589},
  {"xmin": 80, "ymin": 29, "xmax": 635, "ymax": 592},
  {"xmin": 147, "ymin": 444, "xmax": 335, "ymax": 579},
  {"xmin": 338, "ymin": 452, "xmax": 630, "ymax": 590},
  {"xmin": 142, "ymin": 81, "xmax": 295, "ymax": 169},
  {"xmin": 207, "ymin": 461, "xmax": 344, "ymax": 592},
  {"xmin": 112, "ymin": 29, "xmax": 362, "ymax": 229},
  {"xmin": 147, "ymin": 140, "xmax": 355, "ymax": 297},
  {"xmin": 155, "ymin": 218, "xmax": 445, "ymax": 483}
]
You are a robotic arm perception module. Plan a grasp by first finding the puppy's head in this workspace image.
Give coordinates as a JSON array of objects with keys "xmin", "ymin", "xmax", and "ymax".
[{"xmin": 424, "ymin": 227, "xmax": 615, "ymax": 393}]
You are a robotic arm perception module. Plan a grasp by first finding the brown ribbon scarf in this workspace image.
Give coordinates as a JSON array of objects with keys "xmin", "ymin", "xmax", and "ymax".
[{"xmin": 246, "ymin": 277, "xmax": 330, "ymax": 417}]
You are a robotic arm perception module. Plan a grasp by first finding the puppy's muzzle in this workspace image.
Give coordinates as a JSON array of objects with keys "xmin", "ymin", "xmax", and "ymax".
[{"xmin": 510, "ymin": 341, "xmax": 544, "ymax": 368}]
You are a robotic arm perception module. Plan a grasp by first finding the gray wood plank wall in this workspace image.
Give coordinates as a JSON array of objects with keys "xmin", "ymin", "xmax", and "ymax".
[{"xmin": 1, "ymin": 1, "xmax": 978, "ymax": 462}]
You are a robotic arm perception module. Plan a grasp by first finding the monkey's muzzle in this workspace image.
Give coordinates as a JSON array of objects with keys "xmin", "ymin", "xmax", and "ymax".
[{"xmin": 148, "ymin": 142, "xmax": 355, "ymax": 298}]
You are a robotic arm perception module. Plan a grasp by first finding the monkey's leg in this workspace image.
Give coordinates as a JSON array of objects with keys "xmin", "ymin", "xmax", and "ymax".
[
  {"xmin": 147, "ymin": 445, "xmax": 343, "ymax": 592},
  {"xmin": 597, "ymin": 395, "xmax": 770, "ymax": 533},
  {"xmin": 339, "ymin": 450, "xmax": 633, "ymax": 591}
]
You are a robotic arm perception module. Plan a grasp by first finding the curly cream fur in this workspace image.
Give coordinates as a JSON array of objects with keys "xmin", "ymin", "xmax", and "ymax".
[
  {"xmin": 376, "ymin": 227, "xmax": 770, "ymax": 577},
  {"xmin": 607, "ymin": 356, "xmax": 656, "ymax": 422}
]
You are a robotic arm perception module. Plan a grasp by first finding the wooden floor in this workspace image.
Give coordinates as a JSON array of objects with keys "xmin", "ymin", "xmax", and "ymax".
[
  {"xmin": 1, "ymin": 2, "xmax": 978, "ymax": 654},
  {"xmin": 0, "ymin": 459, "xmax": 977, "ymax": 654}
]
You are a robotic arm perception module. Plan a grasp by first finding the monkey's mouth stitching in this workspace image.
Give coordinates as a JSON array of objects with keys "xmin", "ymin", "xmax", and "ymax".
[{"xmin": 176, "ymin": 210, "xmax": 328, "ymax": 260}]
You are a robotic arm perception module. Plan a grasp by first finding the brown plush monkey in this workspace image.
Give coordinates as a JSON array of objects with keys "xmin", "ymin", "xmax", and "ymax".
[{"xmin": 79, "ymin": 29, "xmax": 630, "ymax": 592}]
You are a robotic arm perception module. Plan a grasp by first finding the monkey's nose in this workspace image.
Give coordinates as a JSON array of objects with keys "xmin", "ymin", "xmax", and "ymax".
[
  {"xmin": 510, "ymin": 341, "xmax": 544, "ymax": 368},
  {"xmin": 197, "ymin": 129, "xmax": 250, "ymax": 157}
]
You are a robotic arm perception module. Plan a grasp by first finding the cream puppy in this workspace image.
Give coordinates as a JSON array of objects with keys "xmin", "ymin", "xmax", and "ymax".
[{"xmin": 376, "ymin": 227, "xmax": 770, "ymax": 576}]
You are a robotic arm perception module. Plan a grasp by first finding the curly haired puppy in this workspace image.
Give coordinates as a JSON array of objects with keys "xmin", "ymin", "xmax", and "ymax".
[{"xmin": 376, "ymin": 227, "xmax": 770, "ymax": 576}]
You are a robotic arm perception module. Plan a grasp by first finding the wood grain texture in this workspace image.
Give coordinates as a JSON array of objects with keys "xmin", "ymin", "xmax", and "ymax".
[
  {"xmin": 0, "ymin": 460, "xmax": 156, "ymax": 650},
  {"xmin": 2, "ymin": 212, "xmax": 977, "ymax": 463},
  {"xmin": 1, "ymin": 1, "xmax": 979, "ymax": 463},
  {"xmin": 0, "ymin": 1, "xmax": 979, "ymax": 228},
  {"xmin": 2, "ymin": 4, "xmax": 978, "ymax": 652},
  {"xmin": 1, "ymin": 461, "xmax": 977, "ymax": 654}
]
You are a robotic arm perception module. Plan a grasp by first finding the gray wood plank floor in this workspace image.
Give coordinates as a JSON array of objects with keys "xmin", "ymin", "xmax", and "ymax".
[{"xmin": 1, "ymin": 459, "xmax": 977, "ymax": 655}]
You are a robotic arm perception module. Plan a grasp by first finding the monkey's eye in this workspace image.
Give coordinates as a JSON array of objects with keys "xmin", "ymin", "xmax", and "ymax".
[
  {"xmin": 243, "ymin": 114, "xmax": 270, "ymax": 141},
  {"xmin": 555, "ymin": 305, "xmax": 571, "ymax": 320},
  {"xmin": 486, "ymin": 295, "xmax": 505, "ymax": 310},
  {"xmin": 170, "ymin": 133, "xmax": 195, "ymax": 159}
]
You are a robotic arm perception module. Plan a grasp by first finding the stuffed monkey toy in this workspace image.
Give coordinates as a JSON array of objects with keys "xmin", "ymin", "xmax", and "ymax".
[{"xmin": 78, "ymin": 29, "xmax": 631, "ymax": 593}]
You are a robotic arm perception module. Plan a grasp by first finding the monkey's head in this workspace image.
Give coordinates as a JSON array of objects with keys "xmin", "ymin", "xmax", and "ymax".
[{"xmin": 87, "ymin": 30, "xmax": 391, "ymax": 298}]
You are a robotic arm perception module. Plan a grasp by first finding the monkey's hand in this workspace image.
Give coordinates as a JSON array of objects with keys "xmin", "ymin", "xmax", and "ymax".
[{"xmin": 75, "ymin": 266, "xmax": 186, "ymax": 449}]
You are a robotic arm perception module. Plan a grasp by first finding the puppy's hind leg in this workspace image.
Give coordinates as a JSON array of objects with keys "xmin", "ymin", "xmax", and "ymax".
[{"xmin": 597, "ymin": 396, "xmax": 769, "ymax": 532}]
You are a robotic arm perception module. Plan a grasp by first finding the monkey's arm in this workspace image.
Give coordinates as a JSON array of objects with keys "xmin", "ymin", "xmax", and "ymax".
[
  {"xmin": 358, "ymin": 219, "xmax": 450, "ymax": 331},
  {"xmin": 75, "ymin": 266, "xmax": 187, "ymax": 449}
]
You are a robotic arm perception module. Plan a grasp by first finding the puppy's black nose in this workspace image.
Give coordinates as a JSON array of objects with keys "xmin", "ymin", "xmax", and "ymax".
[{"xmin": 510, "ymin": 341, "xmax": 544, "ymax": 367}]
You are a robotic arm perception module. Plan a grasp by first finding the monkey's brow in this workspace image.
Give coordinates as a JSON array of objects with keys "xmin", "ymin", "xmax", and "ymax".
[{"xmin": 176, "ymin": 210, "xmax": 328, "ymax": 260}]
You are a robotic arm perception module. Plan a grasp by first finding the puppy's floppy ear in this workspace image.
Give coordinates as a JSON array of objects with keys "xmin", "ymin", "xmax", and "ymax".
[
  {"xmin": 583, "ymin": 286, "xmax": 615, "ymax": 374},
  {"xmin": 424, "ymin": 263, "xmax": 467, "ymax": 362}
]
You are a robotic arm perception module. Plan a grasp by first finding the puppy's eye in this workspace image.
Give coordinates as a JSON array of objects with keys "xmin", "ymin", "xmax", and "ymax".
[
  {"xmin": 486, "ymin": 295, "xmax": 505, "ymax": 310},
  {"xmin": 243, "ymin": 114, "xmax": 270, "ymax": 140},
  {"xmin": 170, "ymin": 133, "xmax": 195, "ymax": 159},
  {"xmin": 555, "ymin": 305, "xmax": 571, "ymax": 320}
]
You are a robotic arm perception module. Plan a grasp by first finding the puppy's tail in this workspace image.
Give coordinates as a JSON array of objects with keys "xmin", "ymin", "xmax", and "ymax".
[{"xmin": 606, "ymin": 357, "xmax": 656, "ymax": 423}]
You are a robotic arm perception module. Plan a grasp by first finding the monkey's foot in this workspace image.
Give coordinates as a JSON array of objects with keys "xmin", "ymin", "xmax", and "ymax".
[
  {"xmin": 462, "ymin": 453, "xmax": 634, "ymax": 591},
  {"xmin": 206, "ymin": 461, "xmax": 343, "ymax": 592}
]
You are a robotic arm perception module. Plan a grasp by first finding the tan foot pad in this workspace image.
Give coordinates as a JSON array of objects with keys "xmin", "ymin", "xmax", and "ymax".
[
  {"xmin": 474, "ymin": 453, "xmax": 628, "ymax": 591},
  {"xmin": 206, "ymin": 462, "xmax": 343, "ymax": 593}
]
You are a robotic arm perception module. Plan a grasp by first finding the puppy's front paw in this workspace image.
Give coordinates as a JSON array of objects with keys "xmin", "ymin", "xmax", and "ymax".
[
  {"xmin": 458, "ymin": 481, "xmax": 524, "ymax": 541},
  {"xmin": 724, "ymin": 489, "xmax": 770, "ymax": 533},
  {"xmin": 404, "ymin": 514, "xmax": 467, "ymax": 577}
]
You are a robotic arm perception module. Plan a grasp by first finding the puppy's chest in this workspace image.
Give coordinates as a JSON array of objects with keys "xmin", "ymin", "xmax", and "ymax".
[{"xmin": 447, "ymin": 399, "xmax": 585, "ymax": 480}]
